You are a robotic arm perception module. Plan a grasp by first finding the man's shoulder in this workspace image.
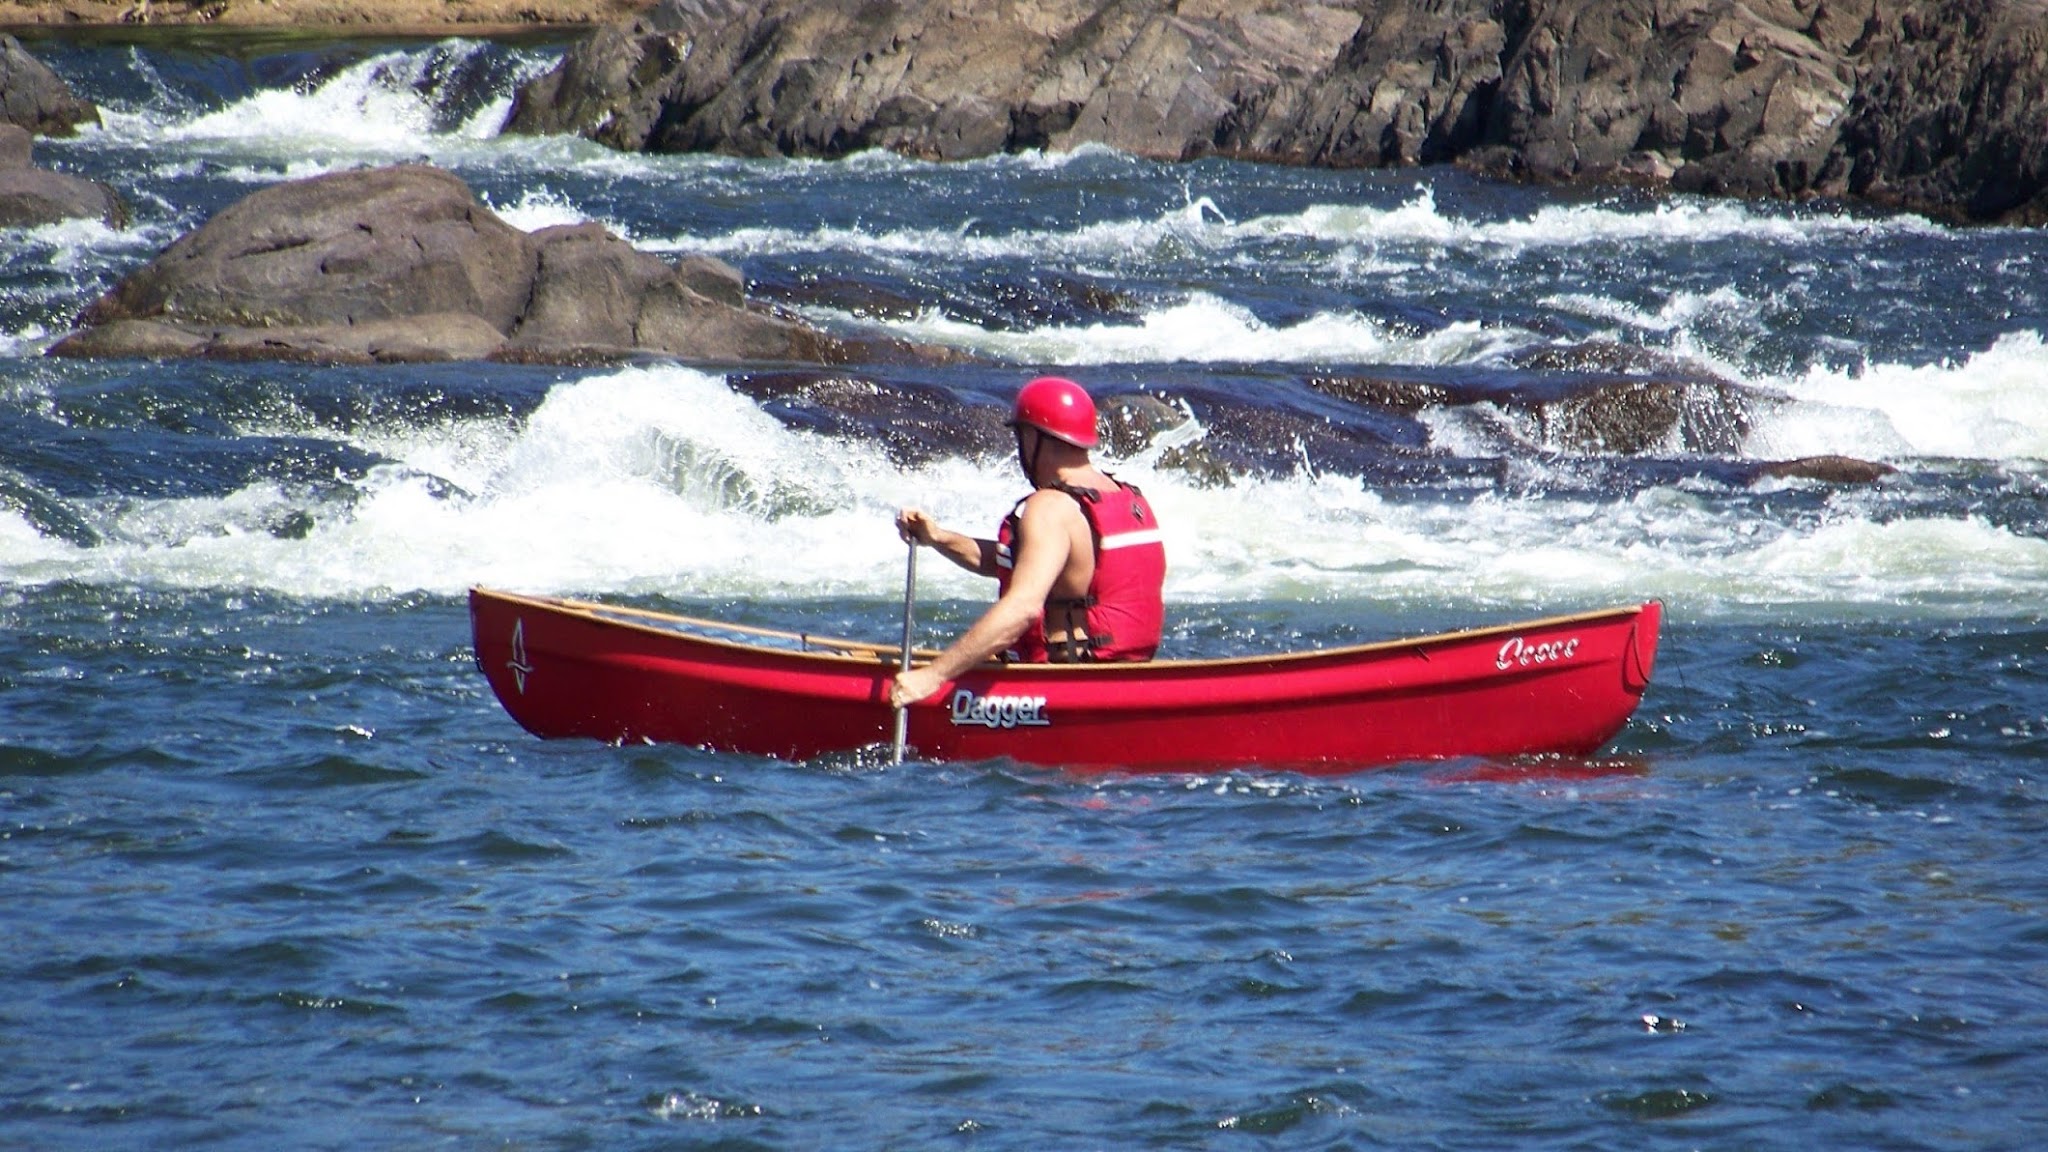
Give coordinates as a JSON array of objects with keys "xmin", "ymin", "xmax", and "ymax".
[
  {"xmin": 1016, "ymin": 486, "xmax": 1100, "ymax": 541},
  {"xmin": 1019, "ymin": 486, "xmax": 1087, "ymax": 517}
]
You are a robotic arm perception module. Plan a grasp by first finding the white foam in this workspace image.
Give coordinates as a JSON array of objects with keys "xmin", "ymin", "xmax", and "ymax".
[
  {"xmin": 1749, "ymin": 331, "xmax": 2048, "ymax": 462},
  {"xmin": 847, "ymin": 294, "xmax": 1527, "ymax": 367},
  {"xmin": 652, "ymin": 186, "xmax": 1237, "ymax": 269},
  {"xmin": 479, "ymin": 187, "xmax": 610, "ymax": 235},
  {"xmin": 5, "ymin": 365, "xmax": 2042, "ymax": 618},
  {"xmin": 0, "ymin": 214, "xmax": 133, "ymax": 263},
  {"xmin": 1238, "ymin": 185, "xmax": 1943, "ymax": 251},
  {"xmin": 91, "ymin": 40, "xmax": 547, "ymax": 174},
  {"xmin": 0, "ymin": 508, "xmax": 74, "ymax": 574},
  {"xmin": 0, "ymin": 323, "xmax": 53, "ymax": 359},
  {"xmin": 640, "ymin": 178, "xmax": 1951, "ymax": 275}
]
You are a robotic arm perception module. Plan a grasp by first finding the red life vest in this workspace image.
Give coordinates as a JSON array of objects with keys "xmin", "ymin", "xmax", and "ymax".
[{"xmin": 995, "ymin": 478, "xmax": 1166, "ymax": 662}]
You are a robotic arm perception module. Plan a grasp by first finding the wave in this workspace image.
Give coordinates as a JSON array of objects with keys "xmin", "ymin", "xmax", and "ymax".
[
  {"xmin": 646, "ymin": 182, "xmax": 1943, "ymax": 269},
  {"xmin": 1234, "ymin": 185, "xmax": 1946, "ymax": 251},
  {"xmin": 859, "ymin": 294, "xmax": 1529, "ymax": 367},
  {"xmin": 87, "ymin": 38, "xmax": 556, "ymax": 174},
  {"xmin": 1754, "ymin": 331, "xmax": 2048, "ymax": 462},
  {"xmin": 2, "ymin": 365, "xmax": 2042, "ymax": 617},
  {"xmin": 819, "ymin": 290, "xmax": 2048, "ymax": 467}
]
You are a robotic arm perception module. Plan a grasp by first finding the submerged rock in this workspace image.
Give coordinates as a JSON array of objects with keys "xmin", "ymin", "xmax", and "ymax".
[
  {"xmin": 1315, "ymin": 366, "xmax": 1764, "ymax": 457},
  {"xmin": 1098, "ymin": 394, "xmax": 1191, "ymax": 458},
  {"xmin": 47, "ymin": 164, "xmax": 934, "ymax": 366},
  {"xmin": 1309, "ymin": 376, "xmax": 1459, "ymax": 416},
  {"xmin": 1532, "ymin": 378, "xmax": 1759, "ymax": 456},
  {"xmin": 730, "ymin": 371, "xmax": 1011, "ymax": 466},
  {"xmin": 506, "ymin": 0, "xmax": 2048, "ymax": 225},
  {"xmin": 0, "ymin": 463, "xmax": 99, "ymax": 548},
  {"xmin": 1099, "ymin": 392, "xmax": 1233, "ymax": 487},
  {"xmin": 1756, "ymin": 455, "xmax": 1897, "ymax": 485}
]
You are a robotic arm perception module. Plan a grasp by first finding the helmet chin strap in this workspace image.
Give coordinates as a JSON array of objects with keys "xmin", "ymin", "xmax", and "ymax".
[{"xmin": 1016, "ymin": 425, "xmax": 1046, "ymax": 487}]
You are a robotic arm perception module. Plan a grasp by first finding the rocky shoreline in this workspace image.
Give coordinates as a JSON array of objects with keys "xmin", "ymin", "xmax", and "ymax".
[
  {"xmin": 0, "ymin": 0, "xmax": 648, "ymax": 30},
  {"xmin": 8, "ymin": 1, "xmax": 2044, "ymax": 227},
  {"xmin": 502, "ymin": 0, "xmax": 2048, "ymax": 228}
]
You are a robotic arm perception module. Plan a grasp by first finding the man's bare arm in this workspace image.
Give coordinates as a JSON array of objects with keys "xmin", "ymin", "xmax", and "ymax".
[{"xmin": 897, "ymin": 508, "xmax": 998, "ymax": 576}]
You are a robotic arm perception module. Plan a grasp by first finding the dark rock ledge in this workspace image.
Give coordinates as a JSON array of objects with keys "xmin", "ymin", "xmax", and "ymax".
[{"xmin": 506, "ymin": 0, "xmax": 2048, "ymax": 226}]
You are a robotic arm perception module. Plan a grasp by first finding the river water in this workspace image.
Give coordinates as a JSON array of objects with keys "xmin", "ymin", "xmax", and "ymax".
[{"xmin": 3, "ymin": 33, "xmax": 2044, "ymax": 1151}]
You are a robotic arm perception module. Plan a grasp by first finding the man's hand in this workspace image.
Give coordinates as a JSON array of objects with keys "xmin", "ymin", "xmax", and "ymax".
[
  {"xmin": 892, "ymin": 666, "xmax": 945, "ymax": 709},
  {"xmin": 896, "ymin": 508, "xmax": 939, "ymax": 546}
]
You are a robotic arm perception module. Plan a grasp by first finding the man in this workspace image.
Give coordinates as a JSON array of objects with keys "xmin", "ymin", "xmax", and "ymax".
[{"xmin": 890, "ymin": 376, "xmax": 1167, "ymax": 708}]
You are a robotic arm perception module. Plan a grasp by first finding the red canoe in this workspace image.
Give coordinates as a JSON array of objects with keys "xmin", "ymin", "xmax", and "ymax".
[{"xmin": 469, "ymin": 587, "xmax": 1661, "ymax": 774}]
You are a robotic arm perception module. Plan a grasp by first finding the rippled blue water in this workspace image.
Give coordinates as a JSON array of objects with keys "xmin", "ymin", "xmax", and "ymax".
[
  {"xmin": 6, "ymin": 590, "xmax": 2044, "ymax": 1149},
  {"xmin": 3, "ymin": 31, "xmax": 2046, "ymax": 1151}
]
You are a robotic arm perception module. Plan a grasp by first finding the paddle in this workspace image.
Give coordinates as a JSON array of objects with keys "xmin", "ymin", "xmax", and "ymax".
[{"xmin": 891, "ymin": 535, "xmax": 918, "ymax": 764}]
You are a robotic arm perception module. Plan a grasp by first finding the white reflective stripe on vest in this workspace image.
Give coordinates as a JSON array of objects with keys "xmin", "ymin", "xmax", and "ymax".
[
  {"xmin": 995, "ymin": 543, "xmax": 1014, "ymax": 569},
  {"xmin": 1098, "ymin": 528, "xmax": 1165, "ymax": 551}
]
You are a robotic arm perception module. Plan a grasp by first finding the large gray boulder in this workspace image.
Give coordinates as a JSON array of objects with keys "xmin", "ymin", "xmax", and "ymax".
[
  {"xmin": 1, "ymin": 34, "xmax": 99, "ymax": 136},
  {"xmin": 0, "ymin": 123, "xmax": 126, "ymax": 228},
  {"xmin": 49, "ymin": 164, "xmax": 867, "ymax": 365},
  {"xmin": 504, "ymin": 0, "xmax": 2048, "ymax": 224}
]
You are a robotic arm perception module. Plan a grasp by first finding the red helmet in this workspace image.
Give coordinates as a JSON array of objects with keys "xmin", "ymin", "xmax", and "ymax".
[{"xmin": 1012, "ymin": 376, "xmax": 1098, "ymax": 448}]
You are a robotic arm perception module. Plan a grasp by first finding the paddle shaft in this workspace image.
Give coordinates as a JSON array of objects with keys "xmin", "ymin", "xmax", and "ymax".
[{"xmin": 891, "ymin": 538, "xmax": 918, "ymax": 764}]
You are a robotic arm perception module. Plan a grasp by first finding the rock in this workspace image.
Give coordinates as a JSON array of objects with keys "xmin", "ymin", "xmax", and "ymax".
[
  {"xmin": 1261, "ymin": 7, "xmax": 1505, "ymax": 167},
  {"xmin": 1097, "ymin": 393, "xmax": 1191, "ymax": 457},
  {"xmin": 751, "ymin": 269, "xmax": 1140, "ymax": 334},
  {"xmin": 729, "ymin": 371, "xmax": 1008, "ymax": 465},
  {"xmin": 0, "ymin": 122, "xmax": 127, "ymax": 228},
  {"xmin": 1097, "ymin": 393, "xmax": 1235, "ymax": 484},
  {"xmin": 965, "ymin": 274, "xmax": 1142, "ymax": 333},
  {"xmin": 1504, "ymin": 346, "xmax": 1769, "ymax": 454},
  {"xmin": 81, "ymin": 164, "xmax": 534, "ymax": 331},
  {"xmin": 1833, "ymin": 2, "xmax": 2048, "ymax": 224},
  {"xmin": 1313, "ymin": 366, "xmax": 1765, "ymax": 457},
  {"xmin": 1, "ymin": 34, "xmax": 100, "ymax": 136},
  {"xmin": 1155, "ymin": 441, "xmax": 1235, "ymax": 489},
  {"xmin": 1508, "ymin": 341, "xmax": 1720, "ymax": 379},
  {"xmin": 751, "ymin": 275, "xmax": 933, "ymax": 324},
  {"xmin": 506, "ymin": 221, "xmax": 814, "ymax": 362},
  {"xmin": 0, "ymin": 39, "xmax": 123, "ymax": 226},
  {"xmin": 48, "ymin": 163, "xmax": 854, "ymax": 365},
  {"xmin": 506, "ymin": 0, "xmax": 2048, "ymax": 223},
  {"xmin": 47, "ymin": 317, "xmax": 211, "ymax": 358},
  {"xmin": 505, "ymin": 0, "xmax": 1373, "ymax": 162},
  {"xmin": 1308, "ymin": 375, "xmax": 1459, "ymax": 415},
  {"xmin": 1756, "ymin": 455, "xmax": 1897, "ymax": 484},
  {"xmin": 502, "ymin": 10, "xmax": 686, "ymax": 150},
  {"xmin": 1475, "ymin": 0, "xmax": 1859, "ymax": 202},
  {"xmin": 674, "ymin": 253, "xmax": 745, "ymax": 308},
  {"xmin": 1531, "ymin": 378, "xmax": 1757, "ymax": 455},
  {"xmin": 206, "ymin": 313, "xmax": 512, "ymax": 364}
]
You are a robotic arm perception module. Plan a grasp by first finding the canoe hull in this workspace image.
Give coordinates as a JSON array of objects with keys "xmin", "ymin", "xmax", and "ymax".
[{"xmin": 469, "ymin": 588, "xmax": 1661, "ymax": 773}]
